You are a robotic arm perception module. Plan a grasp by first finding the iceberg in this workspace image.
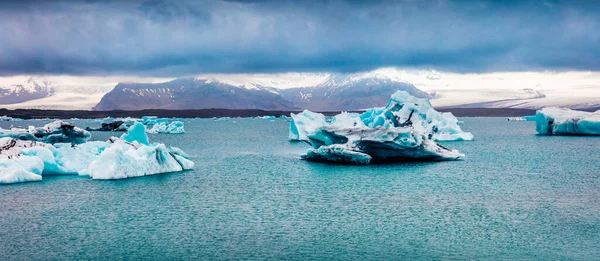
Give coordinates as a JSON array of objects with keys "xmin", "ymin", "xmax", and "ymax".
[
  {"xmin": 86, "ymin": 117, "xmax": 185, "ymax": 134},
  {"xmin": 0, "ymin": 116, "xmax": 22, "ymax": 121},
  {"xmin": 535, "ymin": 107, "xmax": 600, "ymax": 135},
  {"xmin": 147, "ymin": 121, "xmax": 185, "ymax": 134},
  {"xmin": 0, "ymin": 120, "xmax": 91, "ymax": 145},
  {"xmin": 290, "ymin": 91, "xmax": 466, "ymax": 164},
  {"xmin": 289, "ymin": 91, "xmax": 473, "ymax": 142},
  {"xmin": 4, "ymin": 122, "xmax": 194, "ymax": 184},
  {"xmin": 301, "ymin": 126, "xmax": 464, "ymax": 165},
  {"xmin": 86, "ymin": 120, "xmax": 130, "ymax": 132}
]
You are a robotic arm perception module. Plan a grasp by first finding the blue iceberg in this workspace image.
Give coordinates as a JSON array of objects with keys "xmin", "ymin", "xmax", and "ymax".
[{"xmin": 536, "ymin": 107, "xmax": 600, "ymax": 135}]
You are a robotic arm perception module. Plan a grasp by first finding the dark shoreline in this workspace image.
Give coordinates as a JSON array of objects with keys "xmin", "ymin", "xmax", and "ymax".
[{"xmin": 0, "ymin": 107, "xmax": 538, "ymax": 119}]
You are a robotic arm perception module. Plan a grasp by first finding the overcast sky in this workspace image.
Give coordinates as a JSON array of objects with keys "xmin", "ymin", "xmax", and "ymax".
[{"xmin": 1, "ymin": 0, "xmax": 599, "ymax": 77}]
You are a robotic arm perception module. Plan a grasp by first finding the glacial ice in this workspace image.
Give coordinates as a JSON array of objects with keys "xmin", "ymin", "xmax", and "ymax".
[
  {"xmin": 0, "ymin": 120, "xmax": 91, "ymax": 145},
  {"xmin": 147, "ymin": 121, "xmax": 185, "ymax": 134},
  {"xmin": 2, "ymin": 122, "xmax": 194, "ymax": 184},
  {"xmin": 0, "ymin": 138, "xmax": 46, "ymax": 184},
  {"xmin": 290, "ymin": 91, "xmax": 466, "ymax": 164},
  {"xmin": 0, "ymin": 116, "xmax": 23, "ymax": 121},
  {"xmin": 86, "ymin": 139, "xmax": 194, "ymax": 180},
  {"xmin": 289, "ymin": 110, "xmax": 327, "ymax": 141},
  {"xmin": 301, "ymin": 126, "xmax": 464, "ymax": 164},
  {"xmin": 120, "ymin": 122, "xmax": 150, "ymax": 145},
  {"xmin": 87, "ymin": 117, "xmax": 185, "ymax": 134},
  {"xmin": 536, "ymin": 107, "xmax": 600, "ymax": 135},
  {"xmin": 289, "ymin": 91, "xmax": 473, "ymax": 142}
]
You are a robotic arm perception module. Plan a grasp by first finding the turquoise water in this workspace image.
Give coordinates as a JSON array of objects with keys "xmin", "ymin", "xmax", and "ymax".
[{"xmin": 1, "ymin": 118, "xmax": 599, "ymax": 260}]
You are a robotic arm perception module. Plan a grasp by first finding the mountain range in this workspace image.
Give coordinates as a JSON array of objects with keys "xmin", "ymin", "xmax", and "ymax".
[
  {"xmin": 0, "ymin": 77, "xmax": 54, "ymax": 105},
  {"xmin": 94, "ymin": 72, "xmax": 430, "ymax": 111},
  {"xmin": 1, "ymin": 70, "xmax": 600, "ymax": 111}
]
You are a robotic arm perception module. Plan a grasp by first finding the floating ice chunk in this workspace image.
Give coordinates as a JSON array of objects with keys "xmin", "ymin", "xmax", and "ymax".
[
  {"xmin": 0, "ymin": 120, "xmax": 91, "ymax": 145},
  {"xmin": 120, "ymin": 122, "xmax": 150, "ymax": 145},
  {"xmin": 523, "ymin": 115, "xmax": 536, "ymax": 121},
  {"xmin": 301, "ymin": 126, "xmax": 464, "ymax": 164},
  {"xmin": 86, "ymin": 120, "xmax": 130, "ymax": 131},
  {"xmin": 147, "ymin": 121, "xmax": 185, "ymax": 134},
  {"xmin": 256, "ymin": 116, "xmax": 277, "ymax": 120},
  {"xmin": 289, "ymin": 110, "xmax": 327, "ymax": 141},
  {"xmin": 0, "ymin": 116, "xmax": 22, "ymax": 121},
  {"xmin": 536, "ymin": 107, "xmax": 600, "ymax": 135},
  {"xmin": 86, "ymin": 140, "xmax": 194, "ymax": 180},
  {"xmin": 507, "ymin": 117, "xmax": 526, "ymax": 121}
]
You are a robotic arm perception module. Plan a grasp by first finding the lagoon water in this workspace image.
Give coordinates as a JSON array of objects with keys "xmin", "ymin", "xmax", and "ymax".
[{"xmin": 1, "ymin": 118, "xmax": 599, "ymax": 260}]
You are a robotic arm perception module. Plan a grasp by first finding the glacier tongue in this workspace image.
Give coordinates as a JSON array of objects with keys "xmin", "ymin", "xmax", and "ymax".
[
  {"xmin": 536, "ymin": 107, "xmax": 600, "ymax": 135},
  {"xmin": 290, "ymin": 91, "xmax": 468, "ymax": 164}
]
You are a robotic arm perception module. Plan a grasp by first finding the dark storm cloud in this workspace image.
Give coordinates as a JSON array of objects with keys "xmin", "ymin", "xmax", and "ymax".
[{"xmin": 0, "ymin": 0, "xmax": 599, "ymax": 76}]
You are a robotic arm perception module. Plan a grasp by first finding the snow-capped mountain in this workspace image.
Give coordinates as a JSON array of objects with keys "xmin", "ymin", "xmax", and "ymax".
[
  {"xmin": 93, "ymin": 77, "xmax": 297, "ymax": 111},
  {"xmin": 278, "ymin": 72, "xmax": 431, "ymax": 111},
  {"xmin": 0, "ymin": 77, "xmax": 54, "ymax": 105}
]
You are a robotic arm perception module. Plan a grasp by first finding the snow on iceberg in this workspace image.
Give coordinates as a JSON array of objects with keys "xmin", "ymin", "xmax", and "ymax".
[
  {"xmin": 289, "ymin": 91, "xmax": 473, "ymax": 142},
  {"xmin": 0, "ymin": 120, "xmax": 91, "ymax": 145},
  {"xmin": 536, "ymin": 107, "xmax": 600, "ymax": 135},
  {"xmin": 358, "ymin": 91, "xmax": 473, "ymax": 141}
]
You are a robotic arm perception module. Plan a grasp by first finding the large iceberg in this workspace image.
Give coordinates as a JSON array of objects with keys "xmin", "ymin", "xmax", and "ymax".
[
  {"xmin": 302, "ymin": 127, "xmax": 464, "ymax": 164},
  {"xmin": 290, "ymin": 91, "xmax": 466, "ymax": 164},
  {"xmin": 536, "ymin": 107, "xmax": 600, "ymax": 135},
  {"xmin": 2, "ymin": 122, "xmax": 194, "ymax": 184},
  {"xmin": 289, "ymin": 91, "xmax": 473, "ymax": 142},
  {"xmin": 0, "ymin": 120, "xmax": 91, "ymax": 145}
]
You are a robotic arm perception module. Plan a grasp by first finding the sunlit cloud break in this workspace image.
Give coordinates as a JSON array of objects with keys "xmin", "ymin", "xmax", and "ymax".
[{"xmin": 1, "ymin": 0, "xmax": 600, "ymax": 76}]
